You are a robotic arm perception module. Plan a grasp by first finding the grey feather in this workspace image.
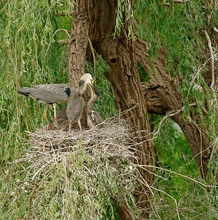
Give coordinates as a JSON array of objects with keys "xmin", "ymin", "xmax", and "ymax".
[
  {"xmin": 18, "ymin": 73, "xmax": 94, "ymax": 129},
  {"xmin": 86, "ymin": 87, "xmax": 103, "ymax": 128},
  {"xmin": 66, "ymin": 94, "xmax": 84, "ymax": 129},
  {"xmin": 18, "ymin": 84, "xmax": 73, "ymax": 104}
]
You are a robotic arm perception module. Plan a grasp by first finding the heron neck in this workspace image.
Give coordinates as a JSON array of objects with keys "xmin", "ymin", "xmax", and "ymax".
[{"xmin": 87, "ymin": 95, "xmax": 98, "ymax": 111}]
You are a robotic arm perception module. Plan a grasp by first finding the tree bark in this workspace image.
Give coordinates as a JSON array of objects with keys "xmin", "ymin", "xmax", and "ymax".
[
  {"xmin": 68, "ymin": 0, "xmax": 89, "ymax": 86},
  {"xmin": 67, "ymin": 0, "xmax": 214, "ymax": 218},
  {"xmin": 67, "ymin": 0, "xmax": 92, "ymax": 129},
  {"xmin": 68, "ymin": 1, "xmax": 153, "ymax": 217},
  {"xmin": 87, "ymin": 1, "xmax": 153, "ymax": 218}
]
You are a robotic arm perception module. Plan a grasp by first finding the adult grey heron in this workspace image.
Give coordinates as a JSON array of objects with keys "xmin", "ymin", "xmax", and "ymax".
[
  {"xmin": 18, "ymin": 73, "xmax": 93, "ymax": 127},
  {"xmin": 86, "ymin": 85, "xmax": 103, "ymax": 129}
]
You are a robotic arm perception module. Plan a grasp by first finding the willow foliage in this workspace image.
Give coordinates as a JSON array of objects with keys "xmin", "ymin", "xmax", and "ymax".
[
  {"xmin": 1, "ymin": 1, "xmax": 73, "ymax": 218},
  {"xmin": 0, "ymin": 0, "xmax": 217, "ymax": 219}
]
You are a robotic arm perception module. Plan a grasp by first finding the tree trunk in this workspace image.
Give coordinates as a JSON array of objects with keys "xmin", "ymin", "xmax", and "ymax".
[
  {"xmin": 68, "ymin": 0, "xmax": 213, "ymax": 218},
  {"xmin": 68, "ymin": 0, "xmax": 154, "ymax": 215},
  {"xmin": 87, "ymin": 1, "xmax": 153, "ymax": 219},
  {"xmin": 68, "ymin": 0, "xmax": 89, "ymax": 86},
  {"xmin": 67, "ymin": 0, "xmax": 91, "ymax": 129}
]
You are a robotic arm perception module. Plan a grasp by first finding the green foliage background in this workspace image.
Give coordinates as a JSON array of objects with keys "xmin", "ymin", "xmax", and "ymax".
[{"xmin": 0, "ymin": 0, "xmax": 217, "ymax": 219}]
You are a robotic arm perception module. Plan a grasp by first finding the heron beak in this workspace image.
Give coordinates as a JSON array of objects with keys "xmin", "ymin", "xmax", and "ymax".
[{"xmin": 87, "ymin": 83, "xmax": 95, "ymax": 97}]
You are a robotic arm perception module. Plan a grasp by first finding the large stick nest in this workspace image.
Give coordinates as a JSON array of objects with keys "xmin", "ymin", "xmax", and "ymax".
[{"xmin": 18, "ymin": 119, "xmax": 139, "ymax": 219}]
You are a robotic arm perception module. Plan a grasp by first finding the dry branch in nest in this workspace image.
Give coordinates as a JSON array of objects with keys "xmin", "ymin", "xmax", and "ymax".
[
  {"xmin": 18, "ymin": 119, "xmax": 139, "ymax": 219},
  {"xmin": 26, "ymin": 120, "xmax": 135, "ymax": 166}
]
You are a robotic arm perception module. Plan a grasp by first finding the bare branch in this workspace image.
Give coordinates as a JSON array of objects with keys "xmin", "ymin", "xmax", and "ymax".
[
  {"xmin": 57, "ymin": 39, "xmax": 69, "ymax": 44},
  {"xmin": 55, "ymin": 10, "xmax": 74, "ymax": 16},
  {"xmin": 204, "ymin": 30, "xmax": 215, "ymax": 89},
  {"xmin": 161, "ymin": 0, "xmax": 188, "ymax": 6}
]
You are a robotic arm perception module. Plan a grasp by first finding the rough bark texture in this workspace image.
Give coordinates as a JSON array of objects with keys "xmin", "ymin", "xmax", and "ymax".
[
  {"xmin": 116, "ymin": 202, "xmax": 136, "ymax": 220},
  {"xmin": 67, "ymin": 0, "xmax": 92, "ymax": 129},
  {"xmin": 68, "ymin": 2, "xmax": 152, "ymax": 217},
  {"xmin": 87, "ymin": 1, "xmax": 153, "ymax": 219},
  {"xmin": 67, "ymin": 0, "xmax": 89, "ymax": 86},
  {"xmin": 67, "ymin": 0, "xmax": 214, "ymax": 218}
]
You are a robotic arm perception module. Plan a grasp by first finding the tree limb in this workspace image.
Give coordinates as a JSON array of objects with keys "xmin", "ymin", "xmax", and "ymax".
[
  {"xmin": 134, "ymin": 39, "xmax": 212, "ymax": 178},
  {"xmin": 55, "ymin": 10, "xmax": 74, "ymax": 16}
]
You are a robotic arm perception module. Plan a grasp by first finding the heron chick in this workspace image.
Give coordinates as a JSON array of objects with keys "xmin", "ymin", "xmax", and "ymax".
[
  {"xmin": 86, "ymin": 85, "xmax": 103, "ymax": 129},
  {"xmin": 66, "ymin": 92, "xmax": 84, "ymax": 131},
  {"xmin": 66, "ymin": 81, "xmax": 94, "ymax": 131}
]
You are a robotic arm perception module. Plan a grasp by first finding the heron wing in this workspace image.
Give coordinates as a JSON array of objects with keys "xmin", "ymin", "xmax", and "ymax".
[{"xmin": 18, "ymin": 84, "xmax": 73, "ymax": 104}]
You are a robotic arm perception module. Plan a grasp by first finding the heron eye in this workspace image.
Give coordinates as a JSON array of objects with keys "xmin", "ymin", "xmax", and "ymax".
[{"xmin": 79, "ymin": 80, "xmax": 84, "ymax": 87}]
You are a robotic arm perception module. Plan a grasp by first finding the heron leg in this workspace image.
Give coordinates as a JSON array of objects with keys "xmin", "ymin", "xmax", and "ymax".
[
  {"xmin": 78, "ymin": 119, "xmax": 82, "ymax": 131},
  {"xmin": 53, "ymin": 103, "xmax": 58, "ymax": 128},
  {"xmin": 43, "ymin": 105, "xmax": 50, "ymax": 127},
  {"xmin": 68, "ymin": 122, "xmax": 72, "ymax": 131}
]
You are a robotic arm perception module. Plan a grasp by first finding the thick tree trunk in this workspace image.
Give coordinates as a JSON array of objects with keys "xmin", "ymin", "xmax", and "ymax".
[
  {"xmin": 68, "ymin": 0, "xmax": 213, "ymax": 218},
  {"xmin": 67, "ymin": 0, "xmax": 91, "ymax": 129},
  {"xmin": 68, "ymin": 1, "xmax": 154, "ymax": 217},
  {"xmin": 68, "ymin": 0, "xmax": 89, "ymax": 86},
  {"xmin": 87, "ymin": 1, "xmax": 153, "ymax": 219}
]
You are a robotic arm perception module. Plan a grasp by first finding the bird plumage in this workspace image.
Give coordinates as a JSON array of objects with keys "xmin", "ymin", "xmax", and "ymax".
[
  {"xmin": 86, "ymin": 85, "xmax": 103, "ymax": 129},
  {"xmin": 66, "ymin": 93, "xmax": 84, "ymax": 131},
  {"xmin": 18, "ymin": 73, "xmax": 94, "ymax": 129},
  {"xmin": 18, "ymin": 84, "xmax": 73, "ymax": 104},
  {"xmin": 77, "ymin": 73, "xmax": 94, "ymax": 95},
  {"xmin": 18, "ymin": 84, "xmax": 75, "ymax": 128}
]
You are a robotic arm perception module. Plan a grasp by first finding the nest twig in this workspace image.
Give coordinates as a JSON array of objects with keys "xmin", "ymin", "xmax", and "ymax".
[
  {"xmin": 25, "ymin": 119, "xmax": 136, "ymax": 165},
  {"xmin": 14, "ymin": 119, "xmax": 139, "ymax": 219}
]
